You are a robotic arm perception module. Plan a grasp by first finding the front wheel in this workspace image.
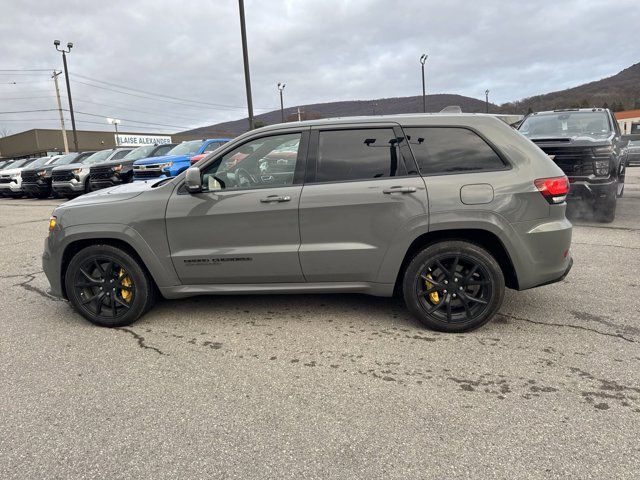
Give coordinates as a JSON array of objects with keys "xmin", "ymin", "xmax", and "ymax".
[
  {"xmin": 64, "ymin": 245, "xmax": 157, "ymax": 327},
  {"xmin": 402, "ymin": 241, "xmax": 505, "ymax": 333}
]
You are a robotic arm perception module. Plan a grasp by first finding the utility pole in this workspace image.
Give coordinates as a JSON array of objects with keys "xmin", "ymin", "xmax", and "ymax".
[
  {"xmin": 297, "ymin": 107, "xmax": 302, "ymax": 122},
  {"xmin": 54, "ymin": 40, "xmax": 78, "ymax": 151},
  {"xmin": 52, "ymin": 70, "xmax": 69, "ymax": 154},
  {"xmin": 237, "ymin": 0, "xmax": 254, "ymax": 130},
  {"xmin": 107, "ymin": 118, "xmax": 121, "ymax": 145},
  {"xmin": 277, "ymin": 82, "xmax": 286, "ymax": 123},
  {"xmin": 420, "ymin": 54, "xmax": 428, "ymax": 113},
  {"xmin": 485, "ymin": 89, "xmax": 490, "ymax": 113}
]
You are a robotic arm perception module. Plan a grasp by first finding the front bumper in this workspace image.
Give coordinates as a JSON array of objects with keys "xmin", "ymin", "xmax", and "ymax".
[
  {"xmin": 23, "ymin": 180, "xmax": 51, "ymax": 195},
  {"xmin": 42, "ymin": 235, "xmax": 64, "ymax": 299},
  {"xmin": 0, "ymin": 180, "xmax": 23, "ymax": 195},
  {"xmin": 52, "ymin": 180, "xmax": 85, "ymax": 195},
  {"xmin": 567, "ymin": 178, "xmax": 617, "ymax": 202}
]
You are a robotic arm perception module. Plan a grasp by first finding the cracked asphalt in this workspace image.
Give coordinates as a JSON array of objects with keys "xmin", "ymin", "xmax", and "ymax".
[{"xmin": 1, "ymin": 170, "xmax": 639, "ymax": 479}]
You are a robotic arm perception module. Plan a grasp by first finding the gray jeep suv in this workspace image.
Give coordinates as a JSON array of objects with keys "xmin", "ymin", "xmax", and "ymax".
[{"xmin": 43, "ymin": 114, "xmax": 573, "ymax": 332}]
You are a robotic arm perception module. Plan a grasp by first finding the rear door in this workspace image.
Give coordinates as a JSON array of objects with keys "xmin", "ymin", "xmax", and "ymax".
[
  {"xmin": 298, "ymin": 124, "xmax": 428, "ymax": 282},
  {"xmin": 165, "ymin": 129, "xmax": 309, "ymax": 284}
]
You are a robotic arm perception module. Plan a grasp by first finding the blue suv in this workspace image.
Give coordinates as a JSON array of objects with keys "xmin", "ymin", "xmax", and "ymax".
[{"xmin": 133, "ymin": 138, "xmax": 231, "ymax": 181}]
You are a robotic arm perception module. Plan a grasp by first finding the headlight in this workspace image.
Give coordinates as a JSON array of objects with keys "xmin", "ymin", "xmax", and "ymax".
[
  {"xmin": 37, "ymin": 170, "xmax": 47, "ymax": 177},
  {"xmin": 159, "ymin": 162, "xmax": 173, "ymax": 170},
  {"xmin": 72, "ymin": 168, "xmax": 83, "ymax": 174},
  {"xmin": 112, "ymin": 164, "xmax": 123, "ymax": 172},
  {"xmin": 593, "ymin": 146, "xmax": 613, "ymax": 156},
  {"xmin": 10, "ymin": 172, "xmax": 20, "ymax": 179},
  {"xmin": 594, "ymin": 160, "xmax": 610, "ymax": 177},
  {"xmin": 49, "ymin": 216, "xmax": 57, "ymax": 232}
]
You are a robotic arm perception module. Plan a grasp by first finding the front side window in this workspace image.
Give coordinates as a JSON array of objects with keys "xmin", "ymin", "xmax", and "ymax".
[
  {"xmin": 405, "ymin": 127, "xmax": 505, "ymax": 175},
  {"xmin": 201, "ymin": 133, "xmax": 301, "ymax": 191},
  {"xmin": 316, "ymin": 128, "xmax": 407, "ymax": 183}
]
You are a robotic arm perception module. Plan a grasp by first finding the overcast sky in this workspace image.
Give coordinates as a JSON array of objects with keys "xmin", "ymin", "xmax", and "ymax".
[{"xmin": 1, "ymin": 0, "xmax": 639, "ymax": 135}]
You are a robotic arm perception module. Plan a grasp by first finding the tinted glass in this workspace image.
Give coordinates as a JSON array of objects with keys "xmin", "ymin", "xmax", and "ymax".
[
  {"xmin": 316, "ymin": 128, "xmax": 406, "ymax": 182},
  {"xmin": 167, "ymin": 140, "xmax": 202, "ymax": 155},
  {"xmin": 81, "ymin": 149, "xmax": 114, "ymax": 165},
  {"xmin": 50, "ymin": 153, "xmax": 77, "ymax": 165},
  {"xmin": 202, "ymin": 133, "xmax": 300, "ymax": 191},
  {"xmin": 405, "ymin": 127, "xmax": 504, "ymax": 175},
  {"xmin": 122, "ymin": 145, "xmax": 156, "ymax": 160},
  {"xmin": 203, "ymin": 141, "xmax": 227, "ymax": 153},
  {"xmin": 153, "ymin": 144, "xmax": 173, "ymax": 156},
  {"xmin": 25, "ymin": 157, "xmax": 52, "ymax": 168},
  {"xmin": 111, "ymin": 149, "xmax": 132, "ymax": 160}
]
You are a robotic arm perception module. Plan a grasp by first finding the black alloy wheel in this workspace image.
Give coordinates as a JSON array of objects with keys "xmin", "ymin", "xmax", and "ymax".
[
  {"xmin": 65, "ymin": 245, "xmax": 157, "ymax": 327},
  {"xmin": 403, "ymin": 241, "xmax": 504, "ymax": 332}
]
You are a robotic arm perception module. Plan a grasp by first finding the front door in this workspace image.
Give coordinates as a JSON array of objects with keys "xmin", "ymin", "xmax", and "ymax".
[
  {"xmin": 298, "ymin": 125, "xmax": 428, "ymax": 282},
  {"xmin": 166, "ymin": 130, "xmax": 308, "ymax": 284}
]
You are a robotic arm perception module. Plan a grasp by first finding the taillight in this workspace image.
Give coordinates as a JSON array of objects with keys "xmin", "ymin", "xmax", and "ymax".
[{"xmin": 534, "ymin": 176, "xmax": 569, "ymax": 204}]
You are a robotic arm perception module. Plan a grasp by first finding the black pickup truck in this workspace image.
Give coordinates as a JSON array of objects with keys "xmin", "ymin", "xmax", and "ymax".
[{"xmin": 518, "ymin": 108, "xmax": 629, "ymax": 222}]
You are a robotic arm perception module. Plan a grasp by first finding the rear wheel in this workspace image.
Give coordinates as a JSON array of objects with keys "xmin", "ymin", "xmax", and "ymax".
[
  {"xmin": 402, "ymin": 241, "xmax": 505, "ymax": 332},
  {"xmin": 64, "ymin": 245, "xmax": 157, "ymax": 327}
]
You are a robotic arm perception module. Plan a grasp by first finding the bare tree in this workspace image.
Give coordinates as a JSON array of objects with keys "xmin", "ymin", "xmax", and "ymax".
[{"xmin": 0, "ymin": 127, "xmax": 11, "ymax": 138}]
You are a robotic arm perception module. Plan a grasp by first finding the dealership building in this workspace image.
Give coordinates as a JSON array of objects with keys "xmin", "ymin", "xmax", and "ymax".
[
  {"xmin": 614, "ymin": 110, "xmax": 640, "ymax": 134},
  {"xmin": 0, "ymin": 128, "xmax": 231, "ymax": 159}
]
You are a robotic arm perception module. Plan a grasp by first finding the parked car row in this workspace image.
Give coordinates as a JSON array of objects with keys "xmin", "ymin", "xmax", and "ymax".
[{"xmin": 0, "ymin": 138, "xmax": 231, "ymax": 200}]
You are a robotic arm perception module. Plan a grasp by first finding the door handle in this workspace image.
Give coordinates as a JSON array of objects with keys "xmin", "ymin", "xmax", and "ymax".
[
  {"xmin": 260, "ymin": 195, "xmax": 291, "ymax": 203},
  {"xmin": 382, "ymin": 186, "xmax": 417, "ymax": 194}
]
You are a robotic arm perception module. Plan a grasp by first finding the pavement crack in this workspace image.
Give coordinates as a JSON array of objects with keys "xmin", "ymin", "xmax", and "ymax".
[
  {"xmin": 0, "ymin": 218, "xmax": 50, "ymax": 229},
  {"xmin": 116, "ymin": 327, "xmax": 167, "ymax": 356},
  {"xmin": 499, "ymin": 313, "xmax": 636, "ymax": 343},
  {"xmin": 11, "ymin": 271, "xmax": 62, "ymax": 301}
]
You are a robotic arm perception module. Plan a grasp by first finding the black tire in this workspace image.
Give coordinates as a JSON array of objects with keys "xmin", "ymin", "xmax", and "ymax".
[
  {"xmin": 65, "ymin": 244, "xmax": 157, "ymax": 327},
  {"xmin": 84, "ymin": 178, "xmax": 92, "ymax": 194},
  {"xmin": 594, "ymin": 197, "xmax": 616, "ymax": 223},
  {"xmin": 402, "ymin": 241, "xmax": 505, "ymax": 333}
]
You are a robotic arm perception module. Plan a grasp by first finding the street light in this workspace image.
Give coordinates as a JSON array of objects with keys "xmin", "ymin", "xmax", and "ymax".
[
  {"xmin": 107, "ymin": 118, "xmax": 121, "ymax": 145},
  {"xmin": 277, "ymin": 82, "xmax": 286, "ymax": 123},
  {"xmin": 238, "ymin": 0, "xmax": 254, "ymax": 130},
  {"xmin": 420, "ymin": 54, "xmax": 428, "ymax": 113},
  {"xmin": 54, "ymin": 40, "xmax": 78, "ymax": 151},
  {"xmin": 485, "ymin": 89, "xmax": 490, "ymax": 113}
]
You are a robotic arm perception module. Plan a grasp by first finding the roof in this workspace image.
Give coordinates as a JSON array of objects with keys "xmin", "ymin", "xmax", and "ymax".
[{"xmin": 614, "ymin": 109, "xmax": 640, "ymax": 120}]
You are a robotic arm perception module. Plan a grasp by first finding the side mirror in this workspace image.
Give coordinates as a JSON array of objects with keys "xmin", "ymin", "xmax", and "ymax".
[{"xmin": 184, "ymin": 166, "xmax": 203, "ymax": 193}]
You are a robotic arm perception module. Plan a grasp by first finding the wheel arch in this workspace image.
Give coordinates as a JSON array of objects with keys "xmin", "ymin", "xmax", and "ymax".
[{"xmin": 393, "ymin": 228, "xmax": 519, "ymax": 295}]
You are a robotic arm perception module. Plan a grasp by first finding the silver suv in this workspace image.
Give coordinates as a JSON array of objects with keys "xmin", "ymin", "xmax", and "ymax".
[{"xmin": 43, "ymin": 114, "xmax": 573, "ymax": 332}]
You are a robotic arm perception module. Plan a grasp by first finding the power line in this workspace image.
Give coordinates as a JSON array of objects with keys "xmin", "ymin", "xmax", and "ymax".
[
  {"xmin": 71, "ymin": 73, "xmax": 275, "ymax": 111},
  {"xmin": 72, "ymin": 109, "xmax": 192, "ymax": 129},
  {"xmin": 71, "ymin": 97, "xmax": 200, "ymax": 121},
  {"xmin": 0, "ymin": 69, "xmax": 55, "ymax": 72},
  {"xmin": 0, "ymin": 109, "xmax": 60, "ymax": 114}
]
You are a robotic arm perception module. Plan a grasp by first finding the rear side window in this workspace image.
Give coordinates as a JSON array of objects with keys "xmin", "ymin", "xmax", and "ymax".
[
  {"xmin": 405, "ymin": 127, "xmax": 505, "ymax": 175},
  {"xmin": 316, "ymin": 128, "xmax": 407, "ymax": 182}
]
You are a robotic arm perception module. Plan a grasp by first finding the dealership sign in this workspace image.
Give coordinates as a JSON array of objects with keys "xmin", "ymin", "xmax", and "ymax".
[{"xmin": 116, "ymin": 134, "xmax": 172, "ymax": 146}]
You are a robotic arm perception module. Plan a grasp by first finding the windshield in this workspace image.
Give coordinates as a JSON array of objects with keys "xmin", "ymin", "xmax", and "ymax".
[
  {"xmin": 27, "ymin": 157, "xmax": 53, "ymax": 168},
  {"xmin": 6, "ymin": 158, "xmax": 35, "ymax": 169},
  {"xmin": 0, "ymin": 161, "xmax": 16, "ymax": 170},
  {"xmin": 123, "ymin": 145, "xmax": 156, "ymax": 160},
  {"xmin": 81, "ymin": 149, "xmax": 114, "ymax": 165},
  {"xmin": 519, "ymin": 111, "xmax": 611, "ymax": 138},
  {"xmin": 167, "ymin": 140, "xmax": 202, "ymax": 156},
  {"xmin": 50, "ymin": 153, "xmax": 79, "ymax": 166}
]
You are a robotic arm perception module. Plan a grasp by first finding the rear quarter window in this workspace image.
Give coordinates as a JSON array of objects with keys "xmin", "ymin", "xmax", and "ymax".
[{"xmin": 404, "ymin": 127, "xmax": 505, "ymax": 175}]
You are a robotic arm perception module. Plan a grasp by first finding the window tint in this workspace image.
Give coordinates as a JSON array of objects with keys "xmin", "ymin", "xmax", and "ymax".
[
  {"xmin": 201, "ymin": 133, "xmax": 301, "ymax": 191},
  {"xmin": 316, "ymin": 128, "xmax": 406, "ymax": 182},
  {"xmin": 154, "ymin": 145, "xmax": 173, "ymax": 156},
  {"xmin": 405, "ymin": 127, "xmax": 505, "ymax": 175}
]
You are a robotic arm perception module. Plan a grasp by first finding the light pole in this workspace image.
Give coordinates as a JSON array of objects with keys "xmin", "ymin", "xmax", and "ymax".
[
  {"xmin": 107, "ymin": 118, "xmax": 121, "ymax": 145},
  {"xmin": 51, "ymin": 70, "xmax": 69, "ymax": 154},
  {"xmin": 485, "ymin": 89, "xmax": 490, "ymax": 113},
  {"xmin": 420, "ymin": 54, "xmax": 428, "ymax": 113},
  {"xmin": 238, "ymin": 0, "xmax": 254, "ymax": 130},
  {"xmin": 54, "ymin": 40, "xmax": 78, "ymax": 151},
  {"xmin": 277, "ymin": 82, "xmax": 286, "ymax": 123}
]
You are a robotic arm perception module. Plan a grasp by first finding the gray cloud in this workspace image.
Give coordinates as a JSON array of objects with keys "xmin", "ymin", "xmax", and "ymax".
[{"xmin": 1, "ymin": 0, "xmax": 638, "ymax": 135}]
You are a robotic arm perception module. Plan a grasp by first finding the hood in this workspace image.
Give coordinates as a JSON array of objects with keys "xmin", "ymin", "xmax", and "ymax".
[
  {"xmin": 134, "ymin": 154, "xmax": 186, "ymax": 165},
  {"xmin": 52, "ymin": 162, "xmax": 86, "ymax": 172},
  {"xmin": 0, "ymin": 167, "xmax": 26, "ymax": 176},
  {"xmin": 523, "ymin": 132, "xmax": 614, "ymax": 147},
  {"xmin": 62, "ymin": 179, "xmax": 162, "ymax": 207}
]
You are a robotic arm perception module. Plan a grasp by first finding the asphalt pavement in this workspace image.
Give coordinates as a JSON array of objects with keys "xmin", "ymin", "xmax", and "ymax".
[{"xmin": 1, "ymin": 171, "xmax": 639, "ymax": 479}]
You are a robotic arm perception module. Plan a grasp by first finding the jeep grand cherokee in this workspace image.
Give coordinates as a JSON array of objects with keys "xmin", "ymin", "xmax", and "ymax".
[{"xmin": 43, "ymin": 114, "xmax": 573, "ymax": 333}]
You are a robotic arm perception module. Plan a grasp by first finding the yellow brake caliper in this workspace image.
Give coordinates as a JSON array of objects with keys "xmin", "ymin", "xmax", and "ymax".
[
  {"xmin": 118, "ymin": 268, "xmax": 133, "ymax": 303},
  {"xmin": 425, "ymin": 274, "xmax": 440, "ymax": 304}
]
